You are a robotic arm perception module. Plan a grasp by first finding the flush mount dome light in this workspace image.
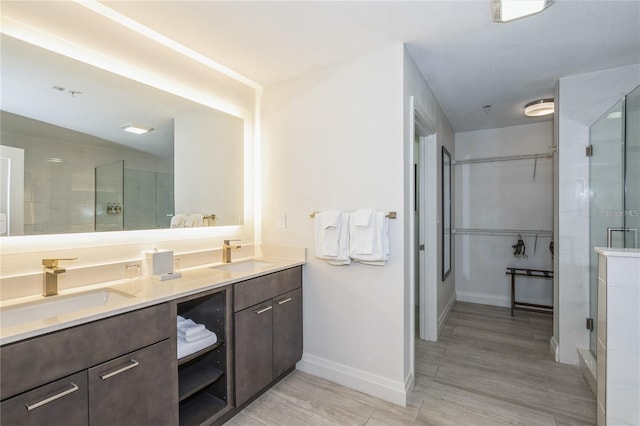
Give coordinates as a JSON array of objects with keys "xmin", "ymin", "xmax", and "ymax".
[
  {"xmin": 524, "ymin": 99, "xmax": 555, "ymax": 117},
  {"xmin": 120, "ymin": 123, "xmax": 153, "ymax": 135},
  {"xmin": 491, "ymin": 0, "xmax": 554, "ymax": 22}
]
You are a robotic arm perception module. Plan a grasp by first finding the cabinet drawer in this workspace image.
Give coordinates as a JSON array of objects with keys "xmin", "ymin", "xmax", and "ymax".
[
  {"xmin": 88, "ymin": 339, "xmax": 175, "ymax": 426},
  {"xmin": 234, "ymin": 267, "xmax": 302, "ymax": 312},
  {"xmin": 1, "ymin": 303, "xmax": 171, "ymax": 400},
  {"xmin": 1, "ymin": 371, "xmax": 88, "ymax": 426}
]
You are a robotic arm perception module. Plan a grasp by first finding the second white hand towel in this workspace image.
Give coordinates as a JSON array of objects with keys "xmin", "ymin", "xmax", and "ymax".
[{"xmin": 350, "ymin": 211, "xmax": 389, "ymax": 265}]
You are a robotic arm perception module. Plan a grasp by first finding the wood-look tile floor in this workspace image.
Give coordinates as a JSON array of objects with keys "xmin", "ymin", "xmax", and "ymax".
[{"xmin": 225, "ymin": 302, "xmax": 596, "ymax": 425}]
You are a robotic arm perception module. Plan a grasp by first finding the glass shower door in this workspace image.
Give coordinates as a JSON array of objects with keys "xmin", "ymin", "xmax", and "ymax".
[
  {"xmin": 589, "ymin": 99, "xmax": 625, "ymax": 356},
  {"xmin": 625, "ymin": 85, "xmax": 640, "ymax": 249}
]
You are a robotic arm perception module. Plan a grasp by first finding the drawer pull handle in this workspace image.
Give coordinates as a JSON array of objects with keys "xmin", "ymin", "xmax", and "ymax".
[
  {"xmin": 25, "ymin": 382, "xmax": 79, "ymax": 411},
  {"xmin": 100, "ymin": 359, "xmax": 140, "ymax": 380},
  {"xmin": 255, "ymin": 306, "xmax": 273, "ymax": 315},
  {"xmin": 277, "ymin": 297, "xmax": 293, "ymax": 305}
]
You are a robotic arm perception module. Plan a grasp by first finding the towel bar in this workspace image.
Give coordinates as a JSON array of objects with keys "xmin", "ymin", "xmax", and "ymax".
[{"xmin": 309, "ymin": 211, "xmax": 396, "ymax": 219}]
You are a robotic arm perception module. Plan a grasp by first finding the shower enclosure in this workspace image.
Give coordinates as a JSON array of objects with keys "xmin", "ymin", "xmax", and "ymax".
[
  {"xmin": 589, "ymin": 84, "xmax": 640, "ymax": 356},
  {"xmin": 95, "ymin": 160, "xmax": 174, "ymax": 232}
]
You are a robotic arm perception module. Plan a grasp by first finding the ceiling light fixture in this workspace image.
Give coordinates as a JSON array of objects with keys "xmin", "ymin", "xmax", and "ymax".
[
  {"xmin": 491, "ymin": 0, "xmax": 554, "ymax": 22},
  {"xmin": 524, "ymin": 99, "xmax": 555, "ymax": 117},
  {"xmin": 121, "ymin": 123, "xmax": 153, "ymax": 135}
]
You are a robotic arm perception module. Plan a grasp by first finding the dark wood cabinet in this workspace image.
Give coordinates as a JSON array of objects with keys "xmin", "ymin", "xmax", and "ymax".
[
  {"xmin": 0, "ymin": 303, "xmax": 176, "ymax": 426},
  {"xmin": 88, "ymin": 339, "xmax": 174, "ymax": 426},
  {"xmin": 1, "ymin": 371, "xmax": 88, "ymax": 426},
  {"xmin": 234, "ymin": 300, "xmax": 274, "ymax": 406},
  {"xmin": 233, "ymin": 266, "xmax": 303, "ymax": 409},
  {"xmin": 273, "ymin": 288, "xmax": 303, "ymax": 378}
]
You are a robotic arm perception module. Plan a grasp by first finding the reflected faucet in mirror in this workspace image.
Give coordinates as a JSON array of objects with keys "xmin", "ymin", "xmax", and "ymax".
[
  {"xmin": 222, "ymin": 240, "xmax": 241, "ymax": 263},
  {"xmin": 42, "ymin": 258, "xmax": 77, "ymax": 296}
]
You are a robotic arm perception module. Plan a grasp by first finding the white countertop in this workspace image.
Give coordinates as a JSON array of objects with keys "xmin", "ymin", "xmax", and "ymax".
[
  {"xmin": 0, "ymin": 256, "xmax": 305, "ymax": 346},
  {"xmin": 594, "ymin": 247, "xmax": 640, "ymax": 258}
]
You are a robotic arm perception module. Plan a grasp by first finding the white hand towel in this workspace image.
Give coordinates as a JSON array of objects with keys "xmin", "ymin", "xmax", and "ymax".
[
  {"xmin": 351, "ymin": 209, "xmax": 375, "ymax": 255},
  {"xmin": 184, "ymin": 214, "xmax": 204, "ymax": 228},
  {"xmin": 314, "ymin": 211, "xmax": 341, "ymax": 257},
  {"xmin": 314, "ymin": 211, "xmax": 350, "ymax": 265},
  {"xmin": 327, "ymin": 213, "xmax": 351, "ymax": 265},
  {"xmin": 350, "ymin": 211, "xmax": 389, "ymax": 265},
  {"xmin": 353, "ymin": 209, "xmax": 373, "ymax": 227},
  {"xmin": 170, "ymin": 214, "xmax": 187, "ymax": 228}
]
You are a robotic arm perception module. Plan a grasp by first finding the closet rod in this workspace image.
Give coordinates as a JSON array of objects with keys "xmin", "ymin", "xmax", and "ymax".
[
  {"xmin": 309, "ymin": 211, "xmax": 397, "ymax": 219},
  {"xmin": 453, "ymin": 152, "xmax": 552, "ymax": 165},
  {"xmin": 454, "ymin": 228, "xmax": 552, "ymax": 237}
]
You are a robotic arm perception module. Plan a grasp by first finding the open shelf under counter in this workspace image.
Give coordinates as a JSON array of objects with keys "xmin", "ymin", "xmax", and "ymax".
[
  {"xmin": 177, "ymin": 339, "xmax": 224, "ymax": 366},
  {"xmin": 179, "ymin": 355, "xmax": 225, "ymax": 401}
]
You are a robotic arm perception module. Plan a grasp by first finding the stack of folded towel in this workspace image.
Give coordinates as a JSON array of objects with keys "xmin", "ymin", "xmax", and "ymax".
[
  {"xmin": 314, "ymin": 210, "xmax": 350, "ymax": 265},
  {"xmin": 176, "ymin": 315, "xmax": 218, "ymax": 359}
]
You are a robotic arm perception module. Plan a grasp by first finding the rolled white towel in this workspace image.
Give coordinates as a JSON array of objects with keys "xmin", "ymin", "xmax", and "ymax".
[{"xmin": 170, "ymin": 214, "xmax": 187, "ymax": 228}]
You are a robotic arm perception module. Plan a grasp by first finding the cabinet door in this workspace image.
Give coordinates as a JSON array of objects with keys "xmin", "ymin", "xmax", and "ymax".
[
  {"xmin": 273, "ymin": 288, "xmax": 303, "ymax": 378},
  {"xmin": 1, "ymin": 371, "xmax": 88, "ymax": 426},
  {"xmin": 234, "ymin": 301, "xmax": 273, "ymax": 407},
  {"xmin": 88, "ymin": 339, "xmax": 175, "ymax": 426}
]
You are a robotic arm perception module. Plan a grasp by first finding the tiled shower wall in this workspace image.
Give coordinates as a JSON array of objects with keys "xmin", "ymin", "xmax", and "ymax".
[{"xmin": 2, "ymin": 122, "xmax": 172, "ymax": 235}]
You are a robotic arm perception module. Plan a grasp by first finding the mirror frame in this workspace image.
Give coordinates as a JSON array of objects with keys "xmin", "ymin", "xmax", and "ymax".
[{"xmin": 441, "ymin": 146, "xmax": 452, "ymax": 281}]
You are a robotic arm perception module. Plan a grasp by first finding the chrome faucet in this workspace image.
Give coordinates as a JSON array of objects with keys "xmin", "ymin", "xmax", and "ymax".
[
  {"xmin": 42, "ymin": 258, "xmax": 77, "ymax": 296},
  {"xmin": 222, "ymin": 240, "xmax": 241, "ymax": 263}
]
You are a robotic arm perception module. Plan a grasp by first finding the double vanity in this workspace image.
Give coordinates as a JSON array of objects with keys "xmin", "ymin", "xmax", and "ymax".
[{"xmin": 0, "ymin": 256, "xmax": 304, "ymax": 426}]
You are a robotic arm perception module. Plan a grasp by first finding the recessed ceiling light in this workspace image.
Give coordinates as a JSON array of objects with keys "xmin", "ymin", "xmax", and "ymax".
[
  {"xmin": 120, "ymin": 123, "xmax": 153, "ymax": 135},
  {"xmin": 524, "ymin": 99, "xmax": 554, "ymax": 117},
  {"xmin": 47, "ymin": 157, "xmax": 64, "ymax": 163},
  {"xmin": 491, "ymin": 0, "xmax": 554, "ymax": 22}
]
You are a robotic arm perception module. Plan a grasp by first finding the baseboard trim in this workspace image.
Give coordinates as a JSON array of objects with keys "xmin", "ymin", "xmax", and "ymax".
[
  {"xmin": 456, "ymin": 291, "xmax": 510, "ymax": 307},
  {"xmin": 550, "ymin": 336, "xmax": 559, "ymax": 362},
  {"xmin": 438, "ymin": 290, "xmax": 456, "ymax": 336},
  {"xmin": 297, "ymin": 353, "xmax": 408, "ymax": 406}
]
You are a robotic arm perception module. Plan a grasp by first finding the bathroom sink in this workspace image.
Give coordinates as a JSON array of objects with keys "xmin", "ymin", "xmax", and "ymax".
[
  {"xmin": 212, "ymin": 259, "xmax": 275, "ymax": 273},
  {"xmin": 0, "ymin": 288, "xmax": 135, "ymax": 328}
]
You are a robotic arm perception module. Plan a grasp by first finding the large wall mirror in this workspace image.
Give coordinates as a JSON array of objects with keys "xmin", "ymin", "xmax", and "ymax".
[
  {"xmin": 442, "ymin": 146, "xmax": 452, "ymax": 281},
  {"xmin": 0, "ymin": 34, "xmax": 245, "ymax": 237}
]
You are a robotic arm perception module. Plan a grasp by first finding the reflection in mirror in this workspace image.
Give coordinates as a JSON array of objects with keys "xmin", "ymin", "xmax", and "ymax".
[
  {"xmin": 442, "ymin": 146, "xmax": 452, "ymax": 281},
  {"xmin": 0, "ymin": 34, "xmax": 244, "ymax": 236}
]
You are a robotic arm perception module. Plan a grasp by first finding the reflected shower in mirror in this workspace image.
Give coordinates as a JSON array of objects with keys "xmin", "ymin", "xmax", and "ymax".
[{"xmin": 0, "ymin": 34, "xmax": 244, "ymax": 236}]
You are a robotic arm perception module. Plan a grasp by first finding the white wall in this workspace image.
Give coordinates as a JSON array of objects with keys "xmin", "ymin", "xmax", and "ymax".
[
  {"xmin": 403, "ymin": 49, "xmax": 456, "ymax": 364},
  {"xmin": 261, "ymin": 44, "xmax": 407, "ymax": 405},
  {"xmin": 174, "ymin": 108, "xmax": 244, "ymax": 225},
  {"xmin": 455, "ymin": 122, "xmax": 553, "ymax": 307},
  {"xmin": 261, "ymin": 44, "xmax": 455, "ymax": 405},
  {"xmin": 555, "ymin": 64, "xmax": 640, "ymax": 365}
]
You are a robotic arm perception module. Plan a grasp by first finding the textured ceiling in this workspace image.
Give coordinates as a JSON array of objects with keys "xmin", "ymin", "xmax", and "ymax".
[
  {"xmin": 102, "ymin": 0, "xmax": 640, "ymax": 131},
  {"xmin": 3, "ymin": 1, "xmax": 640, "ymax": 133}
]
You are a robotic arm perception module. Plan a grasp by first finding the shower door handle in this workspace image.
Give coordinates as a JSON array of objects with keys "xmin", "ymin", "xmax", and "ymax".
[{"xmin": 607, "ymin": 228, "xmax": 638, "ymax": 248}]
